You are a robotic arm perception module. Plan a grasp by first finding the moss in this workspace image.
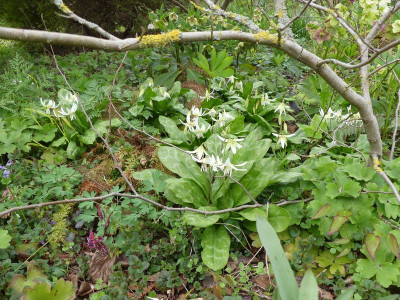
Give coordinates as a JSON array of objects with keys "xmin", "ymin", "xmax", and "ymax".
[
  {"xmin": 139, "ymin": 30, "xmax": 181, "ymax": 48},
  {"xmin": 254, "ymin": 31, "xmax": 279, "ymax": 44}
]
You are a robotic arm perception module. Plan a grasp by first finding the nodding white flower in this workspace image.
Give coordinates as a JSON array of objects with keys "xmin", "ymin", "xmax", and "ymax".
[
  {"xmin": 159, "ymin": 87, "xmax": 170, "ymax": 98},
  {"xmin": 148, "ymin": 79, "xmax": 154, "ymax": 88},
  {"xmin": 194, "ymin": 155, "xmax": 223, "ymax": 172},
  {"xmin": 188, "ymin": 145, "xmax": 208, "ymax": 160},
  {"xmin": 66, "ymin": 93, "xmax": 78, "ymax": 104},
  {"xmin": 59, "ymin": 103, "xmax": 78, "ymax": 120},
  {"xmin": 235, "ymin": 81, "xmax": 243, "ymax": 92},
  {"xmin": 275, "ymin": 102, "xmax": 290, "ymax": 125},
  {"xmin": 208, "ymin": 108, "xmax": 217, "ymax": 118},
  {"xmin": 40, "ymin": 98, "xmax": 59, "ymax": 115},
  {"xmin": 261, "ymin": 93, "xmax": 275, "ymax": 107},
  {"xmin": 218, "ymin": 135, "xmax": 244, "ymax": 154},
  {"xmin": 200, "ymin": 90, "xmax": 214, "ymax": 102},
  {"xmin": 147, "ymin": 23, "xmax": 155, "ymax": 30},
  {"xmin": 221, "ymin": 158, "xmax": 247, "ymax": 176},
  {"xmin": 180, "ymin": 112, "xmax": 197, "ymax": 132},
  {"xmin": 191, "ymin": 106, "xmax": 203, "ymax": 118},
  {"xmin": 213, "ymin": 110, "xmax": 234, "ymax": 127},
  {"xmin": 192, "ymin": 120, "xmax": 210, "ymax": 138},
  {"xmin": 272, "ymin": 132, "xmax": 295, "ymax": 149},
  {"xmin": 227, "ymin": 75, "xmax": 237, "ymax": 84},
  {"xmin": 187, "ymin": 16, "xmax": 198, "ymax": 26},
  {"xmin": 169, "ymin": 12, "xmax": 178, "ymax": 21}
]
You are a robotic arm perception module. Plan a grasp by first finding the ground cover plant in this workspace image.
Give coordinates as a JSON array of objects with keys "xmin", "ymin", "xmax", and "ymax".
[{"xmin": 2, "ymin": 0, "xmax": 400, "ymax": 299}]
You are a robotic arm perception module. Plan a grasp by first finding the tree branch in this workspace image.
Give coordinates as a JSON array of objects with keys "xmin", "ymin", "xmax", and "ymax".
[
  {"xmin": 366, "ymin": 2, "xmax": 400, "ymax": 43},
  {"xmin": 52, "ymin": 0, "xmax": 120, "ymax": 40},
  {"xmin": 371, "ymin": 154, "xmax": 400, "ymax": 204}
]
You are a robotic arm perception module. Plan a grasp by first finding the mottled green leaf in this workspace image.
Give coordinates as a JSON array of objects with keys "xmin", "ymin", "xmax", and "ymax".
[
  {"xmin": 201, "ymin": 225, "xmax": 230, "ymax": 271},
  {"xmin": 165, "ymin": 178, "xmax": 208, "ymax": 208},
  {"xmin": 183, "ymin": 206, "xmax": 228, "ymax": 228}
]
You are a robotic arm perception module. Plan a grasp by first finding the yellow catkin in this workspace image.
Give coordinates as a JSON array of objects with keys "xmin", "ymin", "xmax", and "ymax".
[
  {"xmin": 254, "ymin": 31, "xmax": 279, "ymax": 44},
  {"xmin": 139, "ymin": 30, "xmax": 181, "ymax": 48},
  {"xmin": 373, "ymin": 157, "xmax": 383, "ymax": 172}
]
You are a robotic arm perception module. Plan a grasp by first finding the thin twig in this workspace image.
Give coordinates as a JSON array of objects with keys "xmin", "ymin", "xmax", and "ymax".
[
  {"xmin": 378, "ymin": 215, "xmax": 400, "ymax": 230},
  {"xmin": 215, "ymin": 175, "xmax": 259, "ymax": 204},
  {"xmin": 280, "ymin": 0, "xmax": 313, "ymax": 32}
]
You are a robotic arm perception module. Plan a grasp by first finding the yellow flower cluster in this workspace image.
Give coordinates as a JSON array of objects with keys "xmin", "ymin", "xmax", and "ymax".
[{"xmin": 139, "ymin": 30, "xmax": 181, "ymax": 48}]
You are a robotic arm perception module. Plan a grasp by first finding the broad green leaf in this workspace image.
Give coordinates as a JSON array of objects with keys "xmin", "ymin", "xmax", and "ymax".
[
  {"xmin": 256, "ymin": 217, "xmax": 299, "ymax": 300},
  {"xmin": 66, "ymin": 141, "xmax": 84, "ymax": 159},
  {"xmin": 183, "ymin": 206, "xmax": 228, "ymax": 228},
  {"xmin": 299, "ymin": 269, "xmax": 318, "ymax": 300},
  {"xmin": 312, "ymin": 204, "xmax": 331, "ymax": 219},
  {"xmin": 132, "ymin": 169, "xmax": 171, "ymax": 193},
  {"xmin": 159, "ymin": 116, "xmax": 186, "ymax": 141},
  {"xmin": 0, "ymin": 229, "xmax": 11, "ymax": 249},
  {"xmin": 165, "ymin": 178, "xmax": 208, "ymax": 207},
  {"xmin": 356, "ymin": 259, "xmax": 400, "ymax": 288},
  {"xmin": 10, "ymin": 262, "xmax": 48, "ymax": 295},
  {"xmin": 341, "ymin": 163, "xmax": 375, "ymax": 181},
  {"xmin": 229, "ymin": 158, "xmax": 275, "ymax": 206},
  {"xmin": 26, "ymin": 279, "xmax": 75, "ymax": 300},
  {"xmin": 326, "ymin": 183, "xmax": 340, "ymax": 199},
  {"xmin": 201, "ymin": 225, "xmax": 230, "ymax": 271},
  {"xmin": 239, "ymin": 207, "xmax": 266, "ymax": 221},
  {"xmin": 365, "ymin": 234, "xmax": 381, "ymax": 261},
  {"xmin": 268, "ymin": 204, "xmax": 291, "ymax": 232},
  {"xmin": 158, "ymin": 147, "xmax": 209, "ymax": 195}
]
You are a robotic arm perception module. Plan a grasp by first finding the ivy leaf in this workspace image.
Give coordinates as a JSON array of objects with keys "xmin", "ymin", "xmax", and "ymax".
[
  {"xmin": 0, "ymin": 229, "xmax": 11, "ymax": 249},
  {"xmin": 365, "ymin": 234, "xmax": 381, "ymax": 261},
  {"xmin": 201, "ymin": 225, "xmax": 230, "ymax": 271}
]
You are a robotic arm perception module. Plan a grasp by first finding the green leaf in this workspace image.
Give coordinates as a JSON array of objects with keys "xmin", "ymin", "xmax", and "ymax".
[
  {"xmin": 256, "ymin": 217, "xmax": 299, "ymax": 300},
  {"xmin": 10, "ymin": 262, "xmax": 48, "ymax": 295},
  {"xmin": 268, "ymin": 204, "xmax": 291, "ymax": 233},
  {"xmin": 201, "ymin": 225, "xmax": 230, "ymax": 271},
  {"xmin": 387, "ymin": 233, "xmax": 400, "ymax": 259},
  {"xmin": 356, "ymin": 259, "xmax": 400, "ymax": 288},
  {"xmin": 335, "ymin": 286, "xmax": 356, "ymax": 300},
  {"xmin": 299, "ymin": 269, "xmax": 318, "ymax": 300},
  {"xmin": 165, "ymin": 178, "xmax": 208, "ymax": 207},
  {"xmin": 312, "ymin": 204, "xmax": 331, "ymax": 219},
  {"xmin": 365, "ymin": 233, "xmax": 381, "ymax": 261},
  {"xmin": 158, "ymin": 147, "xmax": 209, "ymax": 195},
  {"xmin": 0, "ymin": 229, "xmax": 11, "ymax": 249},
  {"xmin": 327, "ymin": 212, "xmax": 351, "ymax": 236},
  {"xmin": 183, "ymin": 206, "xmax": 228, "ymax": 228},
  {"xmin": 26, "ymin": 279, "xmax": 75, "ymax": 300},
  {"xmin": 159, "ymin": 116, "xmax": 186, "ymax": 142},
  {"xmin": 341, "ymin": 163, "xmax": 375, "ymax": 181}
]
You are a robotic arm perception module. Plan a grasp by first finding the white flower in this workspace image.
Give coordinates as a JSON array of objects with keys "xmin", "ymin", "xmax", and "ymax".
[
  {"xmin": 235, "ymin": 81, "xmax": 243, "ymax": 91},
  {"xmin": 194, "ymin": 155, "xmax": 223, "ymax": 172},
  {"xmin": 59, "ymin": 103, "xmax": 78, "ymax": 120},
  {"xmin": 192, "ymin": 120, "xmax": 210, "ymax": 138},
  {"xmin": 188, "ymin": 16, "xmax": 198, "ymax": 26},
  {"xmin": 275, "ymin": 102, "xmax": 290, "ymax": 125},
  {"xmin": 272, "ymin": 132, "xmax": 295, "ymax": 149},
  {"xmin": 180, "ymin": 112, "xmax": 196, "ymax": 132},
  {"xmin": 40, "ymin": 98, "xmax": 59, "ymax": 115},
  {"xmin": 213, "ymin": 110, "xmax": 234, "ymax": 127},
  {"xmin": 227, "ymin": 75, "xmax": 237, "ymax": 83},
  {"xmin": 159, "ymin": 87, "xmax": 170, "ymax": 98},
  {"xmin": 169, "ymin": 12, "xmax": 178, "ymax": 21},
  {"xmin": 147, "ymin": 23, "xmax": 155, "ymax": 30},
  {"xmin": 261, "ymin": 93, "xmax": 275, "ymax": 107},
  {"xmin": 221, "ymin": 158, "xmax": 247, "ymax": 176},
  {"xmin": 218, "ymin": 135, "xmax": 244, "ymax": 154},
  {"xmin": 208, "ymin": 108, "xmax": 217, "ymax": 118},
  {"xmin": 200, "ymin": 90, "xmax": 214, "ymax": 102},
  {"xmin": 191, "ymin": 106, "xmax": 203, "ymax": 118},
  {"xmin": 188, "ymin": 145, "xmax": 208, "ymax": 160}
]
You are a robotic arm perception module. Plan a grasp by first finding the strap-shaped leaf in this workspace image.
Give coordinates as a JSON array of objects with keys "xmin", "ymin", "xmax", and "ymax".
[
  {"xmin": 299, "ymin": 269, "xmax": 318, "ymax": 300},
  {"xmin": 256, "ymin": 217, "xmax": 299, "ymax": 300}
]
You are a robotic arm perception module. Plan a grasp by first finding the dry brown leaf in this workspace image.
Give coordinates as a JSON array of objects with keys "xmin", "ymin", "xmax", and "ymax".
[
  {"xmin": 253, "ymin": 274, "xmax": 273, "ymax": 290},
  {"xmin": 319, "ymin": 287, "xmax": 334, "ymax": 300},
  {"xmin": 78, "ymin": 281, "xmax": 94, "ymax": 296},
  {"xmin": 89, "ymin": 252, "xmax": 116, "ymax": 283}
]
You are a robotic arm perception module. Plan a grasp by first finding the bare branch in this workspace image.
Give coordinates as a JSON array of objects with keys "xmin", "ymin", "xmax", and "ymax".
[
  {"xmin": 52, "ymin": 0, "xmax": 120, "ymax": 40},
  {"xmin": 390, "ymin": 71, "xmax": 400, "ymax": 161},
  {"xmin": 0, "ymin": 192, "xmax": 309, "ymax": 218},
  {"xmin": 201, "ymin": 0, "xmax": 261, "ymax": 32},
  {"xmin": 366, "ymin": 2, "xmax": 400, "ymax": 43},
  {"xmin": 280, "ymin": 0, "xmax": 313, "ymax": 32},
  {"xmin": 371, "ymin": 154, "xmax": 400, "ymax": 204},
  {"xmin": 274, "ymin": 0, "xmax": 294, "ymax": 39}
]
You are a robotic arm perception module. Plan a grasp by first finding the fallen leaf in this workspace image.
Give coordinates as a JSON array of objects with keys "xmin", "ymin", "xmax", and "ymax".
[{"xmin": 89, "ymin": 252, "xmax": 116, "ymax": 283}]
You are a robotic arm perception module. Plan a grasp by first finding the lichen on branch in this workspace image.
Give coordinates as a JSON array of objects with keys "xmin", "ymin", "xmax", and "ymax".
[
  {"xmin": 139, "ymin": 30, "xmax": 181, "ymax": 48},
  {"xmin": 254, "ymin": 30, "xmax": 279, "ymax": 44}
]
